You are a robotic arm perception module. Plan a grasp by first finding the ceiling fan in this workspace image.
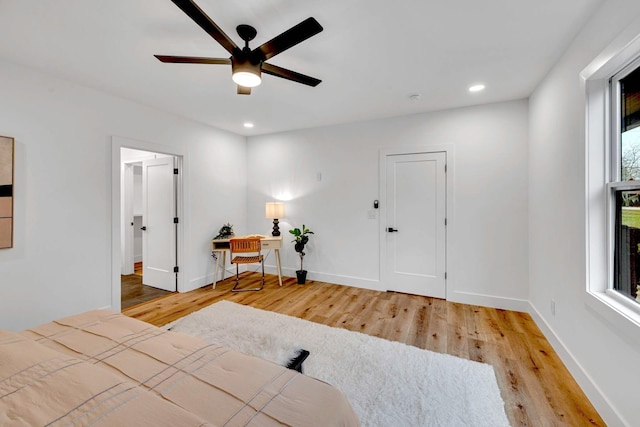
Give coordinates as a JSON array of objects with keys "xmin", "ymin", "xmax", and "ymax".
[{"xmin": 155, "ymin": 0, "xmax": 324, "ymax": 95}]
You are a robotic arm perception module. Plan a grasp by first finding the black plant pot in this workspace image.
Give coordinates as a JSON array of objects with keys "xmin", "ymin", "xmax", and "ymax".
[{"xmin": 296, "ymin": 270, "xmax": 307, "ymax": 284}]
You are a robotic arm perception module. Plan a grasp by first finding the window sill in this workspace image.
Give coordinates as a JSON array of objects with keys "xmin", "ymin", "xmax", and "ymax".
[
  {"xmin": 586, "ymin": 290, "xmax": 640, "ymax": 343},
  {"xmin": 606, "ymin": 289, "xmax": 640, "ymax": 315}
]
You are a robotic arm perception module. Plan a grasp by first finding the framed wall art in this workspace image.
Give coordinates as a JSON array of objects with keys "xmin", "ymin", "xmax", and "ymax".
[{"xmin": 0, "ymin": 135, "xmax": 14, "ymax": 249}]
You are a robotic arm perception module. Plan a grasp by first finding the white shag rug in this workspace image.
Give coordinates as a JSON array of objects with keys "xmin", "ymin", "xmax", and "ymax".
[{"xmin": 167, "ymin": 300, "xmax": 510, "ymax": 427}]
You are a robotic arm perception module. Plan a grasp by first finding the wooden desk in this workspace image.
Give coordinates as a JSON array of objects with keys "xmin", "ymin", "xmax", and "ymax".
[{"xmin": 211, "ymin": 235, "xmax": 283, "ymax": 288}]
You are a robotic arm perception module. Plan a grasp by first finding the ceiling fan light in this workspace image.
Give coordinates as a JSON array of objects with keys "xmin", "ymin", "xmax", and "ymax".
[
  {"xmin": 232, "ymin": 71, "xmax": 262, "ymax": 87},
  {"xmin": 232, "ymin": 58, "xmax": 262, "ymax": 88}
]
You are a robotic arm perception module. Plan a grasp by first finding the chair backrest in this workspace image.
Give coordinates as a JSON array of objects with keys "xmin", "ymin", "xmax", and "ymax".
[{"xmin": 230, "ymin": 238, "xmax": 261, "ymax": 255}]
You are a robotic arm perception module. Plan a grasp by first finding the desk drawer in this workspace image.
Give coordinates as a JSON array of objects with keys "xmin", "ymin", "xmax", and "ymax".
[{"xmin": 261, "ymin": 240, "xmax": 282, "ymax": 250}]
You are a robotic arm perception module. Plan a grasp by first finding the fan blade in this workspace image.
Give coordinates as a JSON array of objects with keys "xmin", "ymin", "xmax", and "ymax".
[
  {"xmin": 170, "ymin": 0, "xmax": 238, "ymax": 54},
  {"xmin": 262, "ymin": 63, "xmax": 321, "ymax": 87},
  {"xmin": 154, "ymin": 55, "xmax": 231, "ymax": 65},
  {"xmin": 254, "ymin": 17, "xmax": 323, "ymax": 61},
  {"xmin": 237, "ymin": 85, "xmax": 251, "ymax": 95}
]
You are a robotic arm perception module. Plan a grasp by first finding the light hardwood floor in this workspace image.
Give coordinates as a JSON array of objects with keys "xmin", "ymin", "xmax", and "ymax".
[
  {"xmin": 123, "ymin": 273, "xmax": 604, "ymax": 427},
  {"xmin": 121, "ymin": 263, "xmax": 173, "ymax": 309}
]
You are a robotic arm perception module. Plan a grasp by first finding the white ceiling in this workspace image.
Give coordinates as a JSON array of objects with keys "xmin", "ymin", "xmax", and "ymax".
[{"xmin": 0, "ymin": 0, "xmax": 602, "ymax": 136}]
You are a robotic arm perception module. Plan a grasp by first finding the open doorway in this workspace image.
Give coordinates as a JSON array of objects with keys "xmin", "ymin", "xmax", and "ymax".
[{"xmin": 120, "ymin": 147, "xmax": 179, "ymax": 309}]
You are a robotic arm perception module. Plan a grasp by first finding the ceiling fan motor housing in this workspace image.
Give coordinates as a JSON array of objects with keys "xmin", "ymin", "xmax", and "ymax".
[
  {"xmin": 231, "ymin": 44, "xmax": 262, "ymax": 88},
  {"xmin": 231, "ymin": 56, "xmax": 262, "ymax": 87}
]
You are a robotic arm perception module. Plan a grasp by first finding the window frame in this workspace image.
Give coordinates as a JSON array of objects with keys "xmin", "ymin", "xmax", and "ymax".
[
  {"xmin": 609, "ymin": 54, "xmax": 640, "ymax": 182},
  {"xmin": 607, "ymin": 56, "xmax": 640, "ymax": 314},
  {"xmin": 607, "ymin": 185, "xmax": 640, "ymax": 313}
]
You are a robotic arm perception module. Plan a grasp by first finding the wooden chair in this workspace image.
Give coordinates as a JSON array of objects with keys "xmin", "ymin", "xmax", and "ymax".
[{"xmin": 229, "ymin": 238, "xmax": 264, "ymax": 292}]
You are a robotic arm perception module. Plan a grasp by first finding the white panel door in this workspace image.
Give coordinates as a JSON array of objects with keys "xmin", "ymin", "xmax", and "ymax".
[
  {"xmin": 142, "ymin": 157, "xmax": 176, "ymax": 292},
  {"xmin": 385, "ymin": 152, "xmax": 446, "ymax": 298}
]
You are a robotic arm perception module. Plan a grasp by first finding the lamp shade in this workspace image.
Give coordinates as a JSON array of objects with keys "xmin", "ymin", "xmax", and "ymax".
[{"xmin": 265, "ymin": 202, "xmax": 285, "ymax": 218}]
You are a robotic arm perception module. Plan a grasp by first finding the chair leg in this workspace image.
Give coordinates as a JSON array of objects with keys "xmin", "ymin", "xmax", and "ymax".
[
  {"xmin": 231, "ymin": 262, "xmax": 264, "ymax": 292},
  {"xmin": 231, "ymin": 263, "xmax": 240, "ymax": 291}
]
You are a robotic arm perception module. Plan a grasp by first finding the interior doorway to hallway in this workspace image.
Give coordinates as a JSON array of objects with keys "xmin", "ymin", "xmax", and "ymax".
[{"xmin": 120, "ymin": 147, "xmax": 181, "ymax": 308}]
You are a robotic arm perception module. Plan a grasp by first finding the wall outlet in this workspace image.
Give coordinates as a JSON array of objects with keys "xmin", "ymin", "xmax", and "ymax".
[{"xmin": 550, "ymin": 299, "xmax": 556, "ymax": 316}]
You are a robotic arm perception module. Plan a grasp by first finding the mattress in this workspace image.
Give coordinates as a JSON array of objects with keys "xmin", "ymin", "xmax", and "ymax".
[{"xmin": 8, "ymin": 309, "xmax": 359, "ymax": 426}]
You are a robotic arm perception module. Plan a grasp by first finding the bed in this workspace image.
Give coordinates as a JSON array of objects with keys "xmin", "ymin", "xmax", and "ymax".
[{"xmin": 1, "ymin": 309, "xmax": 360, "ymax": 426}]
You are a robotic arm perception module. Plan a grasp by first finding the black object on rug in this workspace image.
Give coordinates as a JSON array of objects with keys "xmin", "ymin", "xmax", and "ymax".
[{"xmin": 285, "ymin": 349, "xmax": 310, "ymax": 373}]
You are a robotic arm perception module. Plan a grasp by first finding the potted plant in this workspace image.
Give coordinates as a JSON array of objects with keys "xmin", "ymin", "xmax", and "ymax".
[
  {"xmin": 213, "ymin": 223, "xmax": 234, "ymax": 240},
  {"xmin": 289, "ymin": 225, "xmax": 314, "ymax": 284}
]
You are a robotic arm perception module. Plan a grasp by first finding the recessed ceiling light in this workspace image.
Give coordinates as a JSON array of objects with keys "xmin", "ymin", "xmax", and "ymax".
[
  {"xmin": 409, "ymin": 94, "xmax": 422, "ymax": 102},
  {"xmin": 243, "ymin": 122, "xmax": 254, "ymax": 128},
  {"xmin": 469, "ymin": 84, "xmax": 486, "ymax": 93}
]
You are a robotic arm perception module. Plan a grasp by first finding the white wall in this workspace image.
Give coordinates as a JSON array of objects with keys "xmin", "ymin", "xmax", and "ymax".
[
  {"xmin": 529, "ymin": 1, "xmax": 640, "ymax": 425},
  {"xmin": 247, "ymin": 99, "xmax": 530, "ymax": 310},
  {"xmin": 0, "ymin": 59, "xmax": 247, "ymax": 331}
]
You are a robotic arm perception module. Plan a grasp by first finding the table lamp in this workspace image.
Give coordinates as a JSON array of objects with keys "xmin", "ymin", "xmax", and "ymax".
[{"xmin": 265, "ymin": 202, "xmax": 285, "ymax": 236}]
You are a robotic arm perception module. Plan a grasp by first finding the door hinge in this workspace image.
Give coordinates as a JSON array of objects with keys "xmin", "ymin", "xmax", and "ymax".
[
  {"xmin": 444, "ymin": 218, "xmax": 447, "ymax": 226},
  {"xmin": 173, "ymin": 168, "xmax": 179, "ymax": 175},
  {"xmin": 445, "ymin": 164, "xmax": 447, "ymax": 173},
  {"xmin": 173, "ymin": 217, "xmax": 179, "ymax": 224},
  {"xmin": 445, "ymin": 272, "xmax": 447, "ymax": 280},
  {"xmin": 173, "ymin": 266, "xmax": 179, "ymax": 273}
]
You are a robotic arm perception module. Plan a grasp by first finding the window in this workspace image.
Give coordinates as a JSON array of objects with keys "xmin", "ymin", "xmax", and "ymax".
[
  {"xmin": 584, "ymin": 25, "xmax": 640, "ymax": 335},
  {"xmin": 610, "ymin": 58, "xmax": 640, "ymax": 307}
]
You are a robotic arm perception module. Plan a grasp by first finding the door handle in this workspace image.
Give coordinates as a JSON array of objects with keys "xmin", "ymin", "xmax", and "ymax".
[
  {"xmin": 140, "ymin": 226, "xmax": 147, "ymax": 231},
  {"xmin": 387, "ymin": 227, "xmax": 398, "ymax": 232}
]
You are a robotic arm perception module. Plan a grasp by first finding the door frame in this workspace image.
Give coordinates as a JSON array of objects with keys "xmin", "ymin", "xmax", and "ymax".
[
  {"xmin": 111, "ymin": 136, "xmax": 186, "ymax": 311},
  {"xmin": 379, "ymin": 144, "xmax": 455, "ymax": 298},
  {"xmin": 121, "ymin": 161, "xmax": 136, "ymax": 275}
]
